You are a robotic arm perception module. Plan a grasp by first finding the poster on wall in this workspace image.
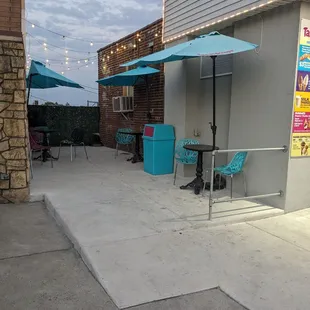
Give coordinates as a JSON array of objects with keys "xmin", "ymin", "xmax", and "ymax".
[{"xmin": 291, "ymin": 19, "xmax": 310, "ymax": 157}]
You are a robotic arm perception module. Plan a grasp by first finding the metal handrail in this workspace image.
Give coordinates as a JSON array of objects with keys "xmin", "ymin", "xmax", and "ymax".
[
  {"xmin": 208, "ymin": 145, "xmax": 288, "ymax": 220},
  {"xmin": 213, "ymin": 146, "xmax": 288, "ymax": 154}
]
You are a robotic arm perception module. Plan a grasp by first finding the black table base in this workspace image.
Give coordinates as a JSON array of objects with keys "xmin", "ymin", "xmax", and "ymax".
[
  {"xmin": 180, "ymin": 177, "xmax": 204, "ymax": 195},
  {"xmin": 180, "ymin": 144, "xmax": 217, "ymax": 195},
  {"xmin": 119, "ymin": 131, "xmax": 144, "ymax": 164}
]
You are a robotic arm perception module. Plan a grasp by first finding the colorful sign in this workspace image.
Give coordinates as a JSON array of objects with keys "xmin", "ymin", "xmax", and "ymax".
[{"xmin": 291, "ymin": 19, "xmax": 310, "ymax": 157}]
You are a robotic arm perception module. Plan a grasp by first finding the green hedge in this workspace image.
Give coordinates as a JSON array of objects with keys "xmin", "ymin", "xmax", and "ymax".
[{"xmin": 28, "ymin": 106, "xmax": 100, "ymax": 146}]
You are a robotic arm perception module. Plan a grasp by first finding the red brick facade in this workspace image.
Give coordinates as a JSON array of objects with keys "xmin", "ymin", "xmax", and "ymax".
[
  {"xmin": 97, "ymin": 19, "xmax": 164, "ymax": 148},
  {"xmin": 0, "ymin": 0, "xmax": 22, "ymax": 37}
]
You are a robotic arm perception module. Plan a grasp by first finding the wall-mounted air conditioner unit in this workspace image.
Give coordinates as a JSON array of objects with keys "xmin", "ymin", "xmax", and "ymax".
[{"xmin": 112, "ymin": 96, "xmax": 134, "ymax": 112}]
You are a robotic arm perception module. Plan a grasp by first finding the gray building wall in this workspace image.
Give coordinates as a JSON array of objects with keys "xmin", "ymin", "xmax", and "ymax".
[
  {"xmin": 228, "ymin": 3, "xmax": 300, "ymax": 209},
  {"xmin": 285, "ymin": 1, "xmax": 310, "ymax": 212},
  {"xmin": 163, "ymin": 0, "xmax": 295, "ymax": 42},
  {"xmin": 165, "ymin": 47, "xmax": 231, "ymax": 177}
]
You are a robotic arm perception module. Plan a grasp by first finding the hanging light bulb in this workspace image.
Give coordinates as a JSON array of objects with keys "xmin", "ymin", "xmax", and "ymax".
[
  {"xmin": 27, "ymin": 54, "xmax": 30, "ymax": 57},
  {"xmin": 66, "ymin": 57, "xmax": 69, "ymax": 61},
  {"xmin": 78, "ymin": 60, "xmax": 80, "ymax": 64},
  {"xmin": 90, "ymin": 42, "xmax": 93, "ymax": 46},
  {"xmin": 138, "ymin": 38, "xmax": 141, "ymax": 42},
  {"xmin": 91, "ymin": 61, "xmax": 94, "ymax": 64},
  {"xmin": 43, "ymin": 42, "xmax": 47, "ymax": 46},
  {"xmin": 31, "ymin": 24, "xmax": 35, "ymax": 28},
  {"xmin": 65, "ymin": 61, "xmax": 68, "ymax": 65},
  {"xmin": 26, "ymin": 65, "xmax": 29, "ymax": 69},
  {"xmin": 133, "ymin": 44, "xmax": 136, "ymax": 48},
  {"xmin": 107, "ymin": 55, "xmax": 110, "ymax": 59},
  {"xmin": 46, "ymin": 59, "xmax": 49, "ymax": 63},
  {"xmin": 123, "ymin": 45, "xmax": 126, "ymax": 50},
  {"xmin": 85, "ymin": 59, "xmax": 88, "ymax": 63},
  {"xmin": 61, "ymin": 71, "xmax": 64, "ymax": 75},
  {"xmin": 155, "ymin": 33, "xmax": 158, "ymax": 37},
  {"xmin": 65, "ymin": 50, "xmax": 68, "ymax": 54}
]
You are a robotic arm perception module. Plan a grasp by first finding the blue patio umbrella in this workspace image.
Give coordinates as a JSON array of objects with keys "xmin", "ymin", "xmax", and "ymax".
[
  {"xmin": 26, "ymin": 60, "xmax": 83, "ymax": 105},
  {"xmin": 122, "ymin": 32, "xmax": 257, "ymax": 149},
  {"xmin": 97, "ymin": 66, "xmax": 160, "ymax": 121}
]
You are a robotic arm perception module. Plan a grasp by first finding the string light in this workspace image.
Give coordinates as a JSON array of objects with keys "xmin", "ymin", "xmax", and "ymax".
[
  {"xmin": 65, "ymin": 50, "xmax": 68, "ymax": 54},
  {"xmin": 85, "ymin": 59, "xmax": 88, "ymax": 63},
  {"xmin": 24, "ymin": 18, "xmax": 110, "ymax": 44},
  {"xmin": 155, "ymin": 33, "xmax": 158, "ymax": 37},
  {"xmin": 65, "ymin": 61, "xmax": 68, "ymax": 65},
  {"xmin": 46, "ymin": 59, "xmax": 49, "ymax": 63},
  {"xmin": 61, "ymin": 71, "xmax": 64, "ymax": 75},
  {"xmin": 43, "ymin": 42, "xmax": 47, "ymax": 47},
  {"xmin": 111, "ymin": 51, "xmax": 113, "ymax": 54},
  {"xmin": 133, "ymin": 44, "xmax": 137, "ymax": 48},
  {"xmin": 91, "ymin": 61, "xmax": 94, "ymax": 64},
  {"xmin": 78, "ymin": 60, "xmax": 80, "ymax": 64},
  {"xmin": 66, "ymin": 57, "xmax": 69, "ymax": 61}
]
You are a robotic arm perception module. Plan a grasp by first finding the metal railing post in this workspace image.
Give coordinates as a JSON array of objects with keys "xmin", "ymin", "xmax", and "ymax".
[
  {"xmin": 207, "ymin": 145, "xmax": 287, "ymax": 221},
  {"xmin": 209, "ymin": 151, "xmax": 216, "ymax": 221}
]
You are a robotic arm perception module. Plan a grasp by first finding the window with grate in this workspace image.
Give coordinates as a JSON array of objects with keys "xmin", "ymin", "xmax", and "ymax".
[{"xmin": 200, "ymin": 54, "xmax": 233, "ymax": 79}]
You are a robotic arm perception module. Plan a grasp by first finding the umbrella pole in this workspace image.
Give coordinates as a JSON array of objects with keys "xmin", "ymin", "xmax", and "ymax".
[
  {"xmin": 211, "ymin": 56, "xmax": 217, "ymax": 150},
  {"xmin": 26, "ymin": 74, "xmax": 32, "ymax": 106}
]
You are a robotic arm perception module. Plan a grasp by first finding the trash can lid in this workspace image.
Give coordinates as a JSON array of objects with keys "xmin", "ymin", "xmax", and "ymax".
[{"xmin": 143, "ymin": 124, "xmax": 175, "ymax": 140}]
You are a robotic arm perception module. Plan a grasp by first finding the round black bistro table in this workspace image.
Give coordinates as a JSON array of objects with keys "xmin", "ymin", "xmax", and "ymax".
[
  {"xmin": 180, "ymin": 144, "xmax": 218, "ymax": 195},
  {"xmin": 34, "ymin": 127, "xmax": 58, "ymax": 162},
  {"xmin": 119, "ymin": 131, "xmax": 143, "ymax": 163}
]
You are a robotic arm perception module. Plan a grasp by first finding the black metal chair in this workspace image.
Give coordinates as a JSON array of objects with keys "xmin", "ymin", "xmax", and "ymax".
[{"xmin": 58, "ymin": 128, "xmax": 89, "ymax": 162}]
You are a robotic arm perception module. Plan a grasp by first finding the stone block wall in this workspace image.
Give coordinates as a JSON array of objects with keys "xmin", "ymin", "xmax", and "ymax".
[{"xmin": 0, "ymin": 40, "xmax": 29, "ymax": 203}]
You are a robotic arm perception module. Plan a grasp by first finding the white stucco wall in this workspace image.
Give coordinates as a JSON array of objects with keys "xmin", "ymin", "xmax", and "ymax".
[
  {"xmin": 285, "ymin": 1, "xmax": 310, "ymax": 212},
  {"xmin": 228, "ymin": 3, "xmax": 300, "ymax": 209},
  {"xmin": 165, "ymin": 47, "xmax": 232, "ymax": 177}
]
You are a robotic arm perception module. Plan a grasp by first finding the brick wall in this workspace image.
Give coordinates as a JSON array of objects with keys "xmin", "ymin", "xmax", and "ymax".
[
  {"xmin": 0, "ymin": 0, "xmax": 22, "ymax": 36},
  {"xmin": 97, "ymin": 19, "xmax": 164, "ymax": 149}
]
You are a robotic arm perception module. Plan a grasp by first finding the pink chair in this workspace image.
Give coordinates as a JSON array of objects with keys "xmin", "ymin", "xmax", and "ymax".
[{"xmin": 29, "ymin": 133, "xmax": 53, "ymax": 168}]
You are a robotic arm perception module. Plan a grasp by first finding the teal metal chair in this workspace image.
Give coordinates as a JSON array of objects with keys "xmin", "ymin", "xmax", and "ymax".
[
  {"xmin": 212, "ymin": 151, "xmax": 248, "ymax": 199},
  {"xmin": 174, "ymin": 138, "xmax": 199, "ymax": 185},
  {"xmin": 115, "ymin": 128, "xmax": 135, "ymax": 159}
]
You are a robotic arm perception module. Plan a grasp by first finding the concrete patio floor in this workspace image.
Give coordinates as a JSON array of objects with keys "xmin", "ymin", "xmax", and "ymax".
[{"xmin": 30, "ymin": 147, "xmax": 310, "ymax": 309}]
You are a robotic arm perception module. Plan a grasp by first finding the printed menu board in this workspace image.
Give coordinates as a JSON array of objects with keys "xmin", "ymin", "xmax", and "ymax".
[{"xmin": 291, "ymin": 19, "xmax": 310, "ymax": 157}]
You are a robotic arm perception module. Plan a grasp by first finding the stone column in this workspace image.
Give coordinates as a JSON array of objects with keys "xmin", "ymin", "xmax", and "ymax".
[{"xmin": 0, "ymin": 39, "xmax": 29, "ymax": 203}]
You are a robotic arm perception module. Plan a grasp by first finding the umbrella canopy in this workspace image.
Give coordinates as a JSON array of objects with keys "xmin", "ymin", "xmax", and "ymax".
[
  {"xmin": 96, "ymin": 66, "xmax": 160, "ymax": 86},
  {"xmin": 122, "ymin": 32, "xmax": 257, "ymax": 67},
  {"xmin": 121, "ymin": 31, "xmax": 257, "ymax": 162},
  {"xmin": 26, "ymin": 60, "xmax": 83, "ymax": 89}
]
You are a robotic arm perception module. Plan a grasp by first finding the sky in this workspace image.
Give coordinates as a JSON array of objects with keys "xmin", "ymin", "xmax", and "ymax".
[{"xmin": 25, "ymin": 0, "xmax": 162, "ymax": 106}]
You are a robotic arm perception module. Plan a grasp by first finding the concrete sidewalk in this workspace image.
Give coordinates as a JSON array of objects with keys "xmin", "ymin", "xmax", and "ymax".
[
  {"xmin": 0, "ymin": 202, "xmax": 246, "ymax": 310},
  {"xmin": 0, "ymin": 202, "xmax": 117, "ymax": 310},
  {"xmin": 28, "ymin": 147, "xmax": 310, "ymax": 310}
]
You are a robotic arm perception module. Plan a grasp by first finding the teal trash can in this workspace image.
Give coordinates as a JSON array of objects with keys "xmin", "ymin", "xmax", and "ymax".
[{"xmin": 143, "ymin": 124, "xmax": 175, "ymax": 175}]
